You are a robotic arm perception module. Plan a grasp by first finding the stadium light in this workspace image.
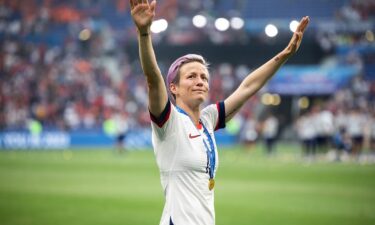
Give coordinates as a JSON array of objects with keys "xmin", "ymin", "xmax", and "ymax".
[
  {"xmin": 150, "ymin": 19, "xmax": 168, "ymax": 34},
  {"xmin": 265, "ymin": 24, "xmax": 278, "ymax": 37},
  {"xmin": 298, "ymin": 97, "xmax": 309, "ymax": 109},
  {"xmin": 271, "ymin": 94, "xmax": 281, "ymax": 106},
  {"xmin": 192, "ymin": 15, "xmax": 207, "ymax": 28},
  {"xmin": 262, "ymin": 93, "xmax": 281, "ymax": 106},
  {"xmin": 261, "ymin": 93, "xmax": 272, "ymax": 105},
  {"xmin": 215, "ymin": 18, "xmax": 230, "ymax": 31},
  {"xmin": 230, "ymin": 17, "xmax": 244, "ymax": 30},
  {"xmin": 289, "ymin": 20, "xmax": 299, "ymax": 32},
  {"xmin": 365, "ymin": 30, "xmax": 374, "ymax": 42},
  {"xmin": 79, "ymin": 29, "xmax": 91, "ymax": 41}
]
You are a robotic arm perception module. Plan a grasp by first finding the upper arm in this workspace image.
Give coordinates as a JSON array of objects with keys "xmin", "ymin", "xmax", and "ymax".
[
  {"xmin": 150, "ymin": 101, "xmax": 176, "ymax": 140},
  {"xmin": 201, "ymin": 103, "xmax": 226, "ymax": 131},
  {"xmin": 147, "ymin": 76, "xmax": 169, "ymax": 118},
  {"xmin": 137, "ymin": 33, "xmax": 169, "ymax": 118}
]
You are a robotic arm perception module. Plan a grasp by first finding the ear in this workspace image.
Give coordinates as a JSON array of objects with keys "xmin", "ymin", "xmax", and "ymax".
[{"xmin": 169, "ymin": 82, "xmax": 178, "ymax": 95}]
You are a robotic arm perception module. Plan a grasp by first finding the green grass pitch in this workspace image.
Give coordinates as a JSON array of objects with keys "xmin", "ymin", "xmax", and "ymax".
[{"xmin": 0, "ymin": 144, "xmax": 375, "ymax": 225}]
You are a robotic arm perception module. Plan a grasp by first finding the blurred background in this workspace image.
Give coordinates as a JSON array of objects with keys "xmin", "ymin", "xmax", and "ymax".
[
  {"xmin": 0, "ymin": 0, "xmax": 375, "ymax": 156},
  {"xmin": 0, "ymin": 1, "xmax": 375, "ymax": 225},
  {"xmin": 0, "ymin": 0, "xmax": 374, "ymax": 158}
]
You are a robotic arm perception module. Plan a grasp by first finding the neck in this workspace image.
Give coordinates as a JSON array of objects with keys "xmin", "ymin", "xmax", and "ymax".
[{"xmin": 176, "ymin": 100, "xmax": 201, "ymax": 126}]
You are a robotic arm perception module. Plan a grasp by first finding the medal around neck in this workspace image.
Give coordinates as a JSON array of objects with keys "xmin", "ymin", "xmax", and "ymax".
[{"xmin": 209, "ymin": 178, "xmax": 215, "ymax": 191}]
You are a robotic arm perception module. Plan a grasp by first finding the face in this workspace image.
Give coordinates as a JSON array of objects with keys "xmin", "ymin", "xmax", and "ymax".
[{"xmin": 170, "ymin": 61, "xmax": 209, "ymax": 106}]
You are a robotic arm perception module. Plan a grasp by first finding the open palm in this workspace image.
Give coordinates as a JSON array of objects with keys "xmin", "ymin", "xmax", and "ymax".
[
  {"xmin": 130, "ymin": 0, "xmax": 156, "ymax": 31},
  {"xmin": 285, "ymin": 16, "xmax": 310, "ymax": 56}
]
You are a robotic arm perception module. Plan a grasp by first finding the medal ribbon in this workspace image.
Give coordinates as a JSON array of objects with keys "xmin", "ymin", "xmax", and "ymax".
[
  {"xmin": 201, "ymin": 123, "xmax": 216, "ymax": 180},
  {"xmin": 176, "ymin": 106, "xmax": 216, "ymax": 179}
]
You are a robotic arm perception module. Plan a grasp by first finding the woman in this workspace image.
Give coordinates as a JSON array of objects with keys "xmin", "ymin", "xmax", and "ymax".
[{"xmin": 130, "ymin": 1, "xmax": 309, "ymax": 224}]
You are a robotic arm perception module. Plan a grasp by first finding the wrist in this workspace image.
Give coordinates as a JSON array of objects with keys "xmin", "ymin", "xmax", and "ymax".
[
  {"xmin": 137, "ymin": 28, "xmax": 150, "ymax": 37},
  {"xmin": 140, "ymin": 32, "xmax": 149, "ymax": 37},
  {"xmin": 275, "ymin": 50, "xmax": 291, "ymax": 62}
]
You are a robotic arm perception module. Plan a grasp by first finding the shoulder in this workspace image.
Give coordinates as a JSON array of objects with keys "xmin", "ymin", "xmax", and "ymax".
[{"xmin": 201, "ymin": 102, "xmax": 226, "ymax": 131}]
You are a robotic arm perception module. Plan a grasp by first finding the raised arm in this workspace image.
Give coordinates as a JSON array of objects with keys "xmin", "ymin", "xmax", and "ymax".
[
  {"xmin": 224, "ymin": 16, "xmax": 310, "ymax": 122},
  {"xmin": 130, "ymin": 0, "xmax": 168, "ymax": 117}
]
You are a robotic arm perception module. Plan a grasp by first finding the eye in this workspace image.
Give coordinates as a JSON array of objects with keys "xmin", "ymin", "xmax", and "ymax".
[{"xmin": 187, "ymin": 73, "xmax": 196, "ymax": 79}]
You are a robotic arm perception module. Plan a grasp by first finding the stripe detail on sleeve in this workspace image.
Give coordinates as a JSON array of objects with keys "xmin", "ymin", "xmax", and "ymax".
[
  {"xmin": 149, "ymin": 101, "xmax": 171, "ymax": 128},
  {"xmin": 215, "ymin": 101, "xmax": 226, "ymax": 131}
]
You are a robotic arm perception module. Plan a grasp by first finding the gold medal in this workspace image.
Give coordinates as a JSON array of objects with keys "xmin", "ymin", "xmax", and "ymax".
[{"xmin": 208, "ymin": 178, "xmax": 215, "ymax": 190}]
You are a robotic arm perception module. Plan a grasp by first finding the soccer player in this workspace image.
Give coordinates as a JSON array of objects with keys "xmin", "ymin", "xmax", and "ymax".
[{"xmin": 129, "ymin": 1, "xmax": 309, "ymax": 224}]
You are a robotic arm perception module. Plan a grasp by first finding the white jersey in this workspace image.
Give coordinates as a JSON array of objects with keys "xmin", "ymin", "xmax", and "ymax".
[
  {"xmin": 262, "ymin": 116, "xmax": 278, "ymax": 139},
  {"xmin": 347, "ymin": 112, "xmax": 366, "ymax": 137},
  {"xmin": 296, "ymin": 115, "xmax": 316, "ymax": 140},
  {"xmin": 150, "ymin": 101, "xmax": 226, "ymax": 225}
]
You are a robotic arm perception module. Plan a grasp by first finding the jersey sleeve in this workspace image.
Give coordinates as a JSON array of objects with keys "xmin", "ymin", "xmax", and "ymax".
[
  {"xmin": 201, "ymin": 101, "xmax": 226, "ymax": 131},
  {"xmin": 149, "ymin": 100, "xmax": 177, "ymax": 139}
]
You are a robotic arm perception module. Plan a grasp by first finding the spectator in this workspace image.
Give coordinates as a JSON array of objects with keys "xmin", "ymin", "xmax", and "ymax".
[
  {"xmin": 347, "ymin": 107, "xmax": 367, "ymax": 156},
  {"xmin": 296, "ymin": 111, "xmax": 317, "ymax": 159},
  {"xmin": 261, "ymin": 112, "xmax": 279, "ymax": 155},
  {"xmin": 332, "ymin": 127, "xmax": 352, "ymax": 161}
]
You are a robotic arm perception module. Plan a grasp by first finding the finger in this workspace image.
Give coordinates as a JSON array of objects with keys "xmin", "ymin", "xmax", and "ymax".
[
  {"xmin": 291, "ymin": 32, "xmax": 300, "ymax": 47},
  {"xmin": 129, "ymin": 0, "xmax": 134, "ymax": 9},
  {"xmin": 299, "ymin": 16, "xmax": 309, "ymax": 33},
  {"xmin": 296, "ymin": 17, "xmax": 306, "ymax": 32},
  {"xmin": 300, "ymin": 17, "xmax": 310, "ymax": 33},
  {"xmin": 299, "ymin": 17, "xmax": 308, "ymax": 31},
  {"xmin": 290, "ymin": 33, "xmax": 301, "ymax": 52},
  {"xmin": 290, "ymin": 31, "xmax": 300, "ymax": 46},
  {"xmin": 150, "ymin": 0, "xmax": 156, "ymax": 12},
  {"xmin": 142, "ymin": 0, "xmax": 148, "ymax": 4},
  {"xmin": 132, "ymin": 4, "xmax": 145, "ymax": 14}
]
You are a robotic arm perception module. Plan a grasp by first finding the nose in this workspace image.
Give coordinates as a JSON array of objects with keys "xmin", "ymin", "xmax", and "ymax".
[
  {"xmin": 195, "ymin": 77, "xmax": 209, "ymax": 91},
  {"xmin": 196, "ymin": 76, "xmax": 205, "ymax": 86}
]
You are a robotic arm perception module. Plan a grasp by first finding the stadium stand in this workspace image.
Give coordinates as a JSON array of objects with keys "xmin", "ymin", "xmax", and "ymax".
[{"xmin": 0, "ymin": 0, "xmax": 374, "ymax": 153}]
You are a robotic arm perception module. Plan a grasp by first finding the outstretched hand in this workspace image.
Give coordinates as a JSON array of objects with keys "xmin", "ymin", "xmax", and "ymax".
[
  {"xmin": 283, "ymin": 16, "xmax": 310, "ymax": 57},
  {"xmin": 130, "ymin": 0, "xmax": 156, "ymax": 33}
]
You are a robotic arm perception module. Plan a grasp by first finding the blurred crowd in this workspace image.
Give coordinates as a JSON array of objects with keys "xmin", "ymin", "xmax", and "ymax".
[
  {"xmin": 0, "ymin": 0, "xmax": 374, "ymax": 156},
  {"xmin": 0, "ymin": 0, "xmax": 259, "ymax": 131},
  {"xmin": 298, "ymin": 73, "xmax": 375, "ymax": 158}
]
